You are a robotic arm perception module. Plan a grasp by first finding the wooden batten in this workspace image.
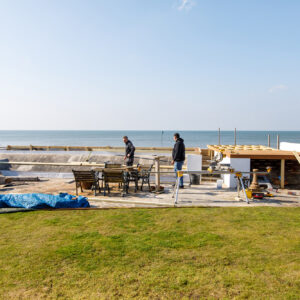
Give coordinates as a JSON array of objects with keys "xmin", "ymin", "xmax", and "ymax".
[{"xmin": 293, "ymin": 152, "xmax": 300, "ymax": 165}]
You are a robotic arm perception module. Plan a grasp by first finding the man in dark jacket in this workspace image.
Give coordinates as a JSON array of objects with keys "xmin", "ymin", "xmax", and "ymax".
[
  {"xmin": 123, "ymin": 136, "xmax": 135, "ymax": 166},
  {"xmin": 171, "ymin": 133, "xmax": 185, "ymax": 188}
]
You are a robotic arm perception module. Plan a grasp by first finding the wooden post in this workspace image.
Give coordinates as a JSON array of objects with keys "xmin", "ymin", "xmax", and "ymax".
[
  {"xmin": 277, "ymin": 135, "xmax": 280, "ymax": 150},
  {"xmin": 234, "ymin": 128, "xmax": 236, "ymax": 146},
  {"xmin": 154, "ymin": 157, "xmax": 161, "ymax": 192},
  {"xmin": 280, "ymin": 159, "xmax": 285, "ymax": 189},
  {"xmin": 218, "ymin": 128, "xmax": 220, "ymax": 145},
  {"xmin": 267, "ymin": 134, "xmax": 270, "ymax": 147}
]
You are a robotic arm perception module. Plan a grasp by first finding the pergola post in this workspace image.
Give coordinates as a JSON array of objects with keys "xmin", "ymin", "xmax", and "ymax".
[
  {"xmin": 154, "ymin": 157, "xmax": 161, "ymax": 192},
  {"xmin": 280, "ymin": 159, "xmax": 285, "ymax": 189},
  {"xmin": 234, "ymin": 128, "xmax": 236, "ymax": 146}
]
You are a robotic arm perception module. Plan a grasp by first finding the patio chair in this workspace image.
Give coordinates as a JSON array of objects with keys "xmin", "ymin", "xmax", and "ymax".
[
  {"xmin": 104, "ymin": 162, "xmax": 122, "ymax": 168},
  {"xmin": 138, "ymin": 164, "xmax": 153, "ymax": 191},
  {"xmin": 127, "ymin": 169, "xmax": 139, "ymax": 192},
  {"xmin": 72, "ymin": 170, "xmax": 101, "ymax": 196},
  {"xmin": 102, "ymin": 168, "xmax": 129, "ymax": 196},
  {"xmin": 104, "ymin": 163, "xmax": 123, "ymax": 188}
]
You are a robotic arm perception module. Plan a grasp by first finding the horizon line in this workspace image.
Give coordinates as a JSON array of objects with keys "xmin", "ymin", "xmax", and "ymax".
[{"xmin": 1, "ymin": 129, "xmax": 300, "ymax": 132}]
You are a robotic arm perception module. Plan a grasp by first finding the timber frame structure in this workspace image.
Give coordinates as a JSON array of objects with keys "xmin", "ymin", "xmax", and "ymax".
[{"xmin": 207, "ymin": 145, "xmax": 300, "ymax": 189}]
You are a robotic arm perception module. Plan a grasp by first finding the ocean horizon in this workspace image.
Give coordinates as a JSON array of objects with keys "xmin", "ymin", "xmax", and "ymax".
[{"xmin": 1, "ymin": 130, "xmax": 300, "ymax": 149}]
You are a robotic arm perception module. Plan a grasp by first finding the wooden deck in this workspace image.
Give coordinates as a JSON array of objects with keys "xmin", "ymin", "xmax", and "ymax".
[
  {"xmin": 223, "ymin": 150, "xmax": 300, "ymax": 160},
  {"xmin": 207, "ymin": 145, "xmax": 300, "ymax": 160}
]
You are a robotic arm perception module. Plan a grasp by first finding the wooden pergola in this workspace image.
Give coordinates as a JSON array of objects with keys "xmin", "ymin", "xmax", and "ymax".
[{"xmin": 207, "ymin": 145, "xmax": 300, "ymax": 189}]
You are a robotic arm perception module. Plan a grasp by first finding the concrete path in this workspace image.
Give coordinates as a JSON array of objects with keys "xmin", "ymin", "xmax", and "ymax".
[{"xmin": 1, "ymin": 178, "xmax": 299, "ymax": 209}]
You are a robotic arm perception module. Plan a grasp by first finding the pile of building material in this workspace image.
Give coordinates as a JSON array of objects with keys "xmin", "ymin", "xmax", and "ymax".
[{"xmin": 0, "ymin": 172, "xmax": 40, "ymax": 185}]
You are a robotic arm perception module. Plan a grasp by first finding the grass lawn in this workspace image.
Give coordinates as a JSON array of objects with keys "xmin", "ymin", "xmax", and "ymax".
[{"xmin": 0, "ymin": 208, "xmax": 299, "ymax": 299}]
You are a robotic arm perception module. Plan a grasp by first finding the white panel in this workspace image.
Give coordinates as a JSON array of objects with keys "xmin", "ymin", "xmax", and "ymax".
[
  {"xmin": 220, "ymin": 157, "xmax": 250, "ymax": 188},
  {"xmin": 187, "ymin": 154, "xmax": 202, "ymax": 171},
  {"xmin": 185, "ymin": 154, "xmax": 202, "ymax": 183},
  {"xmin": 280, "ymin": 142, "xmax": 300, "ymax": 152}
]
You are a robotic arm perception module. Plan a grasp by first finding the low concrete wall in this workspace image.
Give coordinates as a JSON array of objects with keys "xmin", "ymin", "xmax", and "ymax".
[{"xmin": 0, "ymin": 152, "xmax": 172, "ymax": 173}]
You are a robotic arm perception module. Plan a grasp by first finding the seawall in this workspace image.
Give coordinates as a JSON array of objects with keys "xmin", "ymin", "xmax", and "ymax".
[{"xmin": 0, "ymin": 152, "xmax": 172, "ymax": 174}]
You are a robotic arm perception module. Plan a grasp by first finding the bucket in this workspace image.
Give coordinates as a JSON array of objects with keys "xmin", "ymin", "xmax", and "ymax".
[
  {"xmin": 190, "ymin": 174, "xmax": 200, "ymax": 185},
  {"xmin": 245, "ymin": 189, "xmax": 252, "ymax": 199},
  {"xmin": 216, "ymin": 179, "xmax": 223, "ymax": 189}
]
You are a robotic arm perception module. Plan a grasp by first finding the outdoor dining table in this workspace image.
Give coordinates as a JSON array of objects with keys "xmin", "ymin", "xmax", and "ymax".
[{"xmin": 93, "ymin": 166, "xmax": 140, "ymax": 194}]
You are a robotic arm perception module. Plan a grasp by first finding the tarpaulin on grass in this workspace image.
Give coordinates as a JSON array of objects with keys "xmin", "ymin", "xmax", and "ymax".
[{"xmin": 0, "ymin": 193, "xmax": 90, "ymax": 209}]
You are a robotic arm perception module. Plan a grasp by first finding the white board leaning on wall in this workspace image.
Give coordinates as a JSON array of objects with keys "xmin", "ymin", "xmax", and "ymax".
[{"xmin": 280, "ymin": 142, "xmax": 300, "ymax": 152}]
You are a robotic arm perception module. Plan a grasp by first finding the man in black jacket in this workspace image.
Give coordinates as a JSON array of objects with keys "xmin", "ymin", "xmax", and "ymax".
[
  {"xmin": 171, "ymin": 133, "xmax": 185, "ymax": 188},
  {"xmin": 123, "ymin": 136, "xmax": 135, "ymax": 166}
]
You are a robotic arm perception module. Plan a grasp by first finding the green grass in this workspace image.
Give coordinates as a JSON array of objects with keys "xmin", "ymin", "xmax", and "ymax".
[{"xmin": 0, "ymin": 208, "xmax": 299, "ymax": 299}]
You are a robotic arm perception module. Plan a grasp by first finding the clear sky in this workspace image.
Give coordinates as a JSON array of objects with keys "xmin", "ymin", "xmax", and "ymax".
[{"xmin": 0, "ymin": 0, "xmax": 299, "ymax": 130}]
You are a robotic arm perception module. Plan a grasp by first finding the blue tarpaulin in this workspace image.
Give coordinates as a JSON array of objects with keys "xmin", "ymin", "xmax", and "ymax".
[{"xmin": 0, "ymin": 193, "xmax": 90, "ymax": 209}]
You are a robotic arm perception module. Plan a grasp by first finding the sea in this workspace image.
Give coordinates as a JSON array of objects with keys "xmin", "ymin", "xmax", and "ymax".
[{"xmin": 1, "ymin": 130, "xmax": 300, "ymax": 149}]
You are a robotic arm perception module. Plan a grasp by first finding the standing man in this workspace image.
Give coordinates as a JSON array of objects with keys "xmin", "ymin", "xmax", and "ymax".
[
  {"xmin": 123, "ymin": 136, "xmax": 135, "ymax": 166},
  {"xmin": 171, "ymin": 133, "xmax": 185, "ymax": 188}
]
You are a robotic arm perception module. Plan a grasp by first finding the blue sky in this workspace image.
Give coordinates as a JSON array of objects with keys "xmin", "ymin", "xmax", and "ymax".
[{"xmin": 0, "ymin": 0, "xmax": 299, "ymax": 130}]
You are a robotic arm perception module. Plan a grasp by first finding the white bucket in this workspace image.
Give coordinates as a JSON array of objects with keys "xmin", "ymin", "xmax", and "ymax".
[{"xmin": 216, "ymin": 179, "xmax": 223, "ymax": 189}]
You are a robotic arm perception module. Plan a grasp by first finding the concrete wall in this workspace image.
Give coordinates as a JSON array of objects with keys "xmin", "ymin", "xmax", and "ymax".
[
  {"xmin": 0, "ymin": 152, "xmax": 171, "ymax": 174},
  {"xmin": 220, "ymin": 157, "xmax": 250, "ymax": 188}
]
